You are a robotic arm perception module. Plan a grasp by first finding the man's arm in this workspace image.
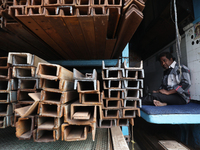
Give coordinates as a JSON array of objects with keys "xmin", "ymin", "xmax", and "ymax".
[{"xmin": 159, "ymin": 89, "xmax": 177, "ymax": 95}]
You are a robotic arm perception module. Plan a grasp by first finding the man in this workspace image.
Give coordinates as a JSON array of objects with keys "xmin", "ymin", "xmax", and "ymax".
[{"xmin": 142, "ymin": 52, "xmax": 191, "ymax": 106}]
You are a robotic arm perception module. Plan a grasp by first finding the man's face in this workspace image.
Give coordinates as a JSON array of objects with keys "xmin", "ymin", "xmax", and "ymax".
[{"xmin": 160, "ymin": 56, "xmax": 173, "ymax": 69}]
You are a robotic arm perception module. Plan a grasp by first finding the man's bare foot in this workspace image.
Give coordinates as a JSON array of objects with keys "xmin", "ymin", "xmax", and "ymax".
[{"xmin": 153, "ymin": 100, "xmax": 167, "ymax": 106}]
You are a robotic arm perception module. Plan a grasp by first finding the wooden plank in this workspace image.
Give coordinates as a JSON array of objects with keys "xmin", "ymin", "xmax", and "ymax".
[
  {"xmin": 159, "ymin": 140, "xmax": 190, "ymax": 150},
  {"xmin": 110, "ymin": 126, "xmax": 129, "ymax": 150}
]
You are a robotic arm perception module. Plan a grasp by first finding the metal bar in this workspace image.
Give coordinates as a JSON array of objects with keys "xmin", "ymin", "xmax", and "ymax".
[
  {"xmin": 38, "ymin": 102, "xmax": 63, "ymax": 117},
  {"xmin": 41, "ymin": 90, "xmax": 78, "ymax": 104},
  {"xmin": 15, "ymin": 116, "xmax": 35, "ymax": 140},
  {"xmin": 0, "ymin": 79, "xmax": 18, "ymax": 91},
  {"xmin": 80, "ymin": 92, "xmax": 101, "ymax": 105},
  {"xmin": 77, "ymin": 80, "xmax": 99, "ymax": 93},
  {"xmin": 77, "ymin": 7, "xmax": 96, "ymax": 59},
  {"xmin": 61, "ymin": 124, "xmax": 89, "ymax": 141},
  {"xmin": 37, "ymin": 116, "xmax": 62, "ymax": 130},
  {"xmin": 18, "ymin": 78, "xmax": 39, "ymax": 90},
  {"xmin": 0, "ymin": 103, "xmax": 13, "ymax": 116},
  {"xmin": 8, "ymin": 52, "xmax": 47, "ymax": 66},
  {"xmin": 0, "ymin": 68, "xmax": 12, "ymax": 79},
  {"xmin": 40, "ymin": 78, "xmax": 74, "ymax": 92},
  {"xmin": 0, "ymin": 57, "xmax": 10, "ymax": 69},
  {"xmin": 92, "ymin": 6, "xmax": 108, "ymax": 59},
  {"xmin": 13, "ymin": 66, "xmax": 36, "ymax": 78},
  {"xmin": 0, "ymin": 91, "xmax": 17, "ymax": 103},
  {"xmin": 60, "ymin": 6, "xmax": 90, "ymax": 59},
  {"xmin": 36, "ymin": 63, "xmax": 73, "ymax": 80},
  {"xmin": 17, "ymin": 90, "xmax": 36, "ymax": 104}
]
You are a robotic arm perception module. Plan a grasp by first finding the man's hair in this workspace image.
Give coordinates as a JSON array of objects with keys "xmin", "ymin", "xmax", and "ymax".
[{"xmin": 157, "ymin": 52, "xmax": 175, "ymax": 62}]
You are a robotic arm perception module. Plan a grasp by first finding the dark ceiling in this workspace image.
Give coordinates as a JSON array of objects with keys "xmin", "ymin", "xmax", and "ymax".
[{"xmin": 129, "ymin": 0, "xmax": 194, "ymax": 60}]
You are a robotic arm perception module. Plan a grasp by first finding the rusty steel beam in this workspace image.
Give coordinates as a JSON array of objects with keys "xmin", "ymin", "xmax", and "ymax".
[
  {"xmin": 40, "ymin": 78, "xmax": 74, "ymax": 92},
  {"xmin": 15, "ymin": 93, "xmax": 40, "ymax": 118},
  {"xmin": 0, "ymin": 57, "xmax": 10, "ymax": 69},
  {"xmin": 36, "ymin": 63, "xmax": 73, "ymax": 80},
  {"xmin": 71, "ymin": 104, "xmax": 96, "ymax": 120},
  {"xmin": 98, "ymin": 119, "xmax": 116, "ymax": 128},
  {"xmin": 9, "ymin": 7, "xmax": 67, "ymax": 60},
  {"xmin": 61, "ymin": 0, "xmax": 75, "ymax": 5},
  {"xmin": 8, "ymin": 52, "xmax": 47, "ymax": 67},
  {"xmin": 43, "ymin": 7, "xmax": 79, "ymax": 59},
  {"xmin": 102, "ymin": 109, "xmax": 119, "ymax": 119},
  {"xmin": 91, "ymin": 7, "xmax": 108, "ymax": 59},
  {"xmin": 77, "ymin": 80, "xmax": 100, "ymax": 93},
  {"xmin": 103, "ymin": 80, "xmax": 121, "ymax": 89},
  {"xmin": 112, "ymin": 4, "xmax": 143, "ymax": 58},
  {"xmin": 117, "ymin": 118, "xmax": 129, "ymax": 126},
  {"xmin": 0, "ymin": 103, "xmax": 13, "ymax": 116},
  {"xmin": 17, "ymin": 90, "xmax": 37, "ymax": 104},
  {"xmin": 0, "ymin": 67, "xmax": 12, "ymax": 79},
  {"xmin": 106, "ymin": 7, "xmax": 120, "ymax": 39},
  {"xmin": 91, "ymin": 0, "xmax": 107, "ymax": 6},
  {"xmin": 106, "ymin": 0, "xmax": 122, "ymax": 7},
  {"xmin": 73, "ymin": 68, "xmax": 97, "ymax": 90},
  {"xmin": 0, "ymin": 79, "xmax": 17, "ymax": 91},
  {"xmin": 61, "ymin": 124, "xmax": 89, "ymax": 141},
  {"xmin": 38, "ymin": 102, "xmax": 63, "ymax": 117},
  {"xmin": 124, "ymin": 99, "xmax": 142, "ymax": 108},
  {"xmin": 16, "ymin": 116, "xmax": 35, "ymax": 140},
  {"xmin": 125, "ymin": 89, "xmax": 142, "ymax": 99},
  {"xmin": 79, "ymin": 92, "xmax": 101, "ymax": 105},
  {"xmin": 0, "ymin": 115, "xmax": 12, "ymax": 128},
  {"xmin": 37, "ymin": 116, "xmax": 63, "ymax": 130},
  {"xmin": 123, "ymin": 79, "xmax": 143, "ymax": 89},
  {"xmin": 122, "ymin": 108, "xmax": 140, "ymax": 118},
  {"xmin": 103, "ymin": 99, "xmax": 121, "ymax": 109},
  {"xmin": 27, "ymin": 0, "xmax": 44, "ymax": 5},
  {"xmin": 77, "ymin": 7, "xmax": 96, "ymax": 58},
  {"xmin": 41, "ymin": 90, "xmax": 78, "ymax": 104},
  {"xmin": 33, "ymin": 128, "xmax": 60, "ymax": 142},
  {"xmin": 43, "ymin": 0, "xmax": 62, "ymax": 6},
  {"xmin": 108, "ymin": 89, "xmax": 125, "ymax": 99},
  {"xmin": 104, "ymin": 38, "xmax": 116, "ymax": 59},
  {"xmin": 0, "ymin": 91, "xmax": 17, "ymax": 103},
  {"xmin": 60, "ymin": 6, "xmax": 89, "ymax": 59},
  {"xmin": 12, "ymin": 66, "xmax": 36, "ymax": 78},
  {"xmin": 18, "ymin": 78, "xmax": 39, "ymax": 90}
]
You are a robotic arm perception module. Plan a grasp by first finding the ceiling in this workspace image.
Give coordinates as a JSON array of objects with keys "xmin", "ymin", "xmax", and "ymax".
[{"xmin": 129, "ymin": 0, "xmax": 194, "ymax": 60}]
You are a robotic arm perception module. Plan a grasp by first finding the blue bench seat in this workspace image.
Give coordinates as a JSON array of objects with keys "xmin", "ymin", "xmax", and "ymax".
[{"xmin": 140, "ymin": 102, "xmax": 200, "ymax": 124}]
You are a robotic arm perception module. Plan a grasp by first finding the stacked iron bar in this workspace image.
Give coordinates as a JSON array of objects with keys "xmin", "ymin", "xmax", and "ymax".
[
  {"xmin": 0, "ymin": 57, "xmax": 16, "ymax": 128},
  {"xmin": 35, "ymin": 62, "xmax": 78, "ymax": 142},
  {"xmin": 7, "ymin": 52, "xmax": 46, "ymax": 140},
  {"xmin": 61, "ymin": 69, "xmax": 101, "ymax": 141},
  {"xmin": 1, "ymin": 0, "xmax": 145, "ymax": 60},
  {"xmin": 100, "ymin": 59, "xmax": 143, "ymax": 130}
]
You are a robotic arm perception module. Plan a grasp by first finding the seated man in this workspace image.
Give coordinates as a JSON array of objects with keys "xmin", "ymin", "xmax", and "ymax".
[{"xmin": 142, "ymin": 52, "xmax": 191, "ymax": 106}]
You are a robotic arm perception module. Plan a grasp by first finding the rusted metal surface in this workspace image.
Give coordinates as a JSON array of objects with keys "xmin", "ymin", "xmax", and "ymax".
[
  {"xmin": 38, "ymin": 102, "xmax": 63, "ymax": 117},
  {"xmin": 79, "ymin": 92, "xmax": 101, "ymax": 105},
  {"xmin": 37, "ymin": 116, "xmax": 63, "ymax": 130},
  {"xmin": 15, "ymin": 115, "xmax": 35, "ymax": 140},
  {"xmin": 12, "ymin": 66, "xmax": 36, "ymax": 78},
  {"xmin": 41, "ymin": 90, "xmax": 78, "ymax": 104},
  {"xmin": 103, "ymin": 80, "xmax": 121, "ymax": 89},
  {"xmin": 17, "ymin": 90, "xmax": 37, "ymax": 104},
  {"xmin": 33, "ymin": 127, "xmax": 60, "ymax": 142},
  {"xmin": 40, "ymin": 78, "xmax": 74, "ymax": 92},
  {"xmin": 0, "ymin": 67, "xmax": 12, "ymax": 79},
  {"xmin": 117, "ymin": 118, "xmax": 128, "ymax": 126},
  {"xmin": 77, "ymin": 80, "xmax": 99, "ymax": 93},
  {"xmin": 36, "ymin": 63, "xmax": 73, "ymax": 81},
  {"xmin": 0, "ymin": 91, "xmax": 17, "ymax": 103},
  {"xmin": 0, "ymin": 57, "xmax": 11, "ymax": 69},
  {"xmin": 0, "ymin": 115, "xmax": 12, "ymax": 128},
  {"xmin": 61, "ymin": 124, "xmax": 89, "ymax": 141},
  {"xmin": 98, "ymin": 119, "xmax": 116, "ymax": 128},
  {"xmin": 18, "ymin": 78, "xmax": 39, "ymax": 90},
  {"xmin": 0, "ymin": 79, "xmax": 18, "ymax": 91},
  {"xmin": 8, "ymin": 52, "xmax": 47, "ymax": 67},
  {"xmin": 0, "ymin": 103, "xmax": 13, "ymax": 116}
]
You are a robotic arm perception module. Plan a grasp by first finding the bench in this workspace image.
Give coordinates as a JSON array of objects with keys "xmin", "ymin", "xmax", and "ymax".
[
  {"xmin": 140, "ymin": 101, "xmax": 200, "ymax": 148},
  {"xmin": 140, "ymin": 101, "xmax": 200, "ymax": 124}
]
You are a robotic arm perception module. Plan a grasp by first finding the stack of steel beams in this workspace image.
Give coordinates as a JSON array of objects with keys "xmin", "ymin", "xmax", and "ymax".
[
  {"xmin": 100, "ymin": 59, "xmax": 143, "ymax": 131},
  {"xmin": 7, "ymin": 52, "xmax": 46, "ymax": 140},
  {"xmin": 0, "ymin": 56, "xmax": 16, "ymax": 128},
  {"xmin": 61, "ymin": 68, "xmax": 102, "ymax": 141},
  {"xmin": 0, "ymin": 0, "xmax": 145, "ymax": 59},
  {"xmin": 35, "ymin": 62, "xmax": 78, "ymax": 142}
]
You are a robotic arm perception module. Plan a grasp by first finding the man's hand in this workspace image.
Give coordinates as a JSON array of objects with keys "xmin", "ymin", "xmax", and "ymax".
[
  {"xmin": 159, "ymin": 89, "xmax": 177, "ymax": 95},
  {"xmin": 152, "ymin": 90, "xmax": 159, "ymax": 93}
]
